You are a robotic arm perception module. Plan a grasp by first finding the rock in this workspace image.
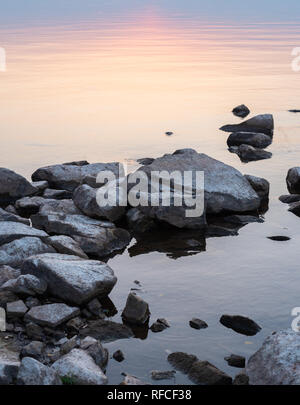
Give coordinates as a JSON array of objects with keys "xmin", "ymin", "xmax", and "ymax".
[
  {"xmin": 233, "ymin": 373, "xmax": 249, "ymax": 385},
  {"xmin": 20, "ymin": 341, "xmax": 44, "ymax": 360},
  {"xmin": 229, "ymin": 144, "xmax": 272, "ymax": 162},
  {"xmin": 137, "ymin": 158, "xmax": 154, "ymax": 165},
  {"xmin": 21, "ymin": 254, "xmax": 117, "ymax": 305},
  {"xmin": 0, "ymin": 237, "xmax": 56, "ymax": 267},
  {"xmin": 188, "ymin": 361, "xmax": 232, "ymax": 385},
  {"xmin": 120, "ymin": 373, "xmax": 149, "ymax": 385},
  {"xmin": 220, "ymin": 314, "xmax": 261, "ymax": 336},
  {"xmin": 0, "ymin": 291, "xmax": 18, "ymax": 308},
  {"xmin": 86, "ymin": 298, "xmax": 103, "ymax": 317},
  {"xmin": 85, "ymin": 340, "xmax": 108, "ymax": 370},
  {"xmin": 15, "ymin": 196, "xmax": 49, "ymax": 217},
  {"xmin": 46, "ymin": 235, "xmax": 88, "ymax": 259},
  {"xmin": 73, "ymin": 184, "xmax": 126, "ymax": 222},
  {"xmin": 289, "ymin": 109, "xmax": 300, "ymax": 113},
  {"xmin": 17, "ymin": 357, "xmax": 61, "ymax": 385},
  {"xmin": 150, "ymin": 321, "xmax": 167, "ymax": 333},
  {"xmin": 25, "ymin": 322, "xmax": 44, "ymax": 341},
  {"xmin": 0, "ymin": 168, "xmax": 37, "ymax": 207},
  {"xmin": 0, "ymin": 208, "xmax": 30, "ymax": 225},
  {"xmin": 1, "ymin": 275, "xmax": 47, "ymax": 296},
  {"xmin": 126, "ymin": 208, "xmax": 156, "ymax": 233},
  {"xmin": 63, "ymin": 160, "xmax": 89, "ymax": 166},
  {"xmin": 6, "ymin": 300, "xmax": 28, "ymax": 318},
  {"xmin": 113, "ymin": 350, "xmax": 124, "ymax": 362},
  {"xmin": 189, "ymin": 318, "xmax": 208, "ymax": 330},
  {"xmin": 52, "ymin": 348, "xmax": 108, "ymax": 385},
  {"xmin": 60, "ymin": 336, "xmax": 78, "ymax": 356},
  {"xmin": 43, "ymin": 189, "xmax": 72, "ymax": 200},
  {"xmin": 38, "ymin": 199, "xmax": 81, "ymax": 215},
  {"xmin": 167, "ymin": 352, "xmax": 198, "ymax": 374},
  {"xmin": 223, "ymin": 214, "xmax": 263, "ymax": 225},
  {"xmin": 31, "ymin": 181, "xmax": 49, "ymax": 194},
  {"xmin": 224, "ymin": 354, "xmax": 245, "ymax": 368},
  {"xmin": 287, "ymin": 167, "xmax": 300, "ymax": 194},
  {"xmin": 25, "ymin": 304, "xmax": 80, "ymax": 327},
  {"xmin": 267, "ymin": 236, "xmax": 290, "ymax": 241},
  {"xmin": 232, "ymin": 104, "xmax": 250, "ymax": 118},
  {"xmin": 25, "ymin": 297, "xmax": 40, "ymax": 309},
  {"xmin": 151, "ymin": 370, "xmax": 176, "ymax": 381},
  {"xmin": 245, "ymin": 174, "xmax": 270, "ymax": 201},
  {"xmin": 227, "ymin": 132, "xmax": 272, "ymax": 149},
  {"xmin": 32, "ymin": 162, "xmax": 120, "ymax": 192},
  {"xmin": 279, "ymin": 194, "xmax": 300, "ymax": 204},
  {"xmin": 5, "ymin": 205, "xmax": 18, "ymax": 215},
  {"xmin": 31, "ymin": 213, "xmax": 130, "ymax": 258},
  {"xmin": 0, "ymin": 266, "xmax": 20, "ymax": 287},
  {"xmin": 122, "ymin": 293, "xmax": 150, "ymax": 326},
  {"xmin": 80, "ymin": 336, "xmax": 98, "ymax": 350},
  {"xmin": 79, "ymin": 319, "xmax": 133, "ymax": 343},
  {"xmin": 220, "ymin": 114, "xmax": 274, "ymax": 136},
  {"xmin": 0, "ymin": 359, "xmax": 19, "ymax": 384},
  {"xmin": 246, "ymin": 329, "xmax": 300, "ymax": 385},
  {"xmin": 288, "ymin": 201, "xmax": 300, "ymax": 216},
  {"xmin": 165, "ymin": 131, "xmax": 173, "ymax": 136},
  {"xmin": 66, "ymin": 317, "xmax": 85, "ymax": 334},
  {"xmin": 0, "ymin": 221, "xmax": 48, "ymax": 246},
  {"xmin": 156, "ymin": 318, "xmax": 170, "ymax": 328}
]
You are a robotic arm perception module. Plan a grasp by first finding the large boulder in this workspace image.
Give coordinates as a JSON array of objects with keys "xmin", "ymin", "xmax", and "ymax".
[
  {"xmin": 0, "ymin": 168, "xmax": 37, "ymax": 207},
  {"xmin": 227, "ymin": 132, "xmax": 272, "ymax": 149},
  {"xmin": 21, "ymin": 253, "xmax": 117, "ymax": 305},
  {"xmin": 52, "ymin": 349, "xmax": 108, "ymax": 385},
  {"xmin": 17, "ymin": 357, "xmax": 62, "ymax": 385},
  {"xmin": 25, "ymin": 303, "xmax": 80, "ymax": 327},
  {"xmin": 220, "ymin": 114, "xmax": 274, "ymax": 136},
  {"xmin": 0, "ymin": 222, "xmax": 48, "ymax": 246},
  {"xmin": 286, "ymin": 167, "xmax": 300, "ymax": 194},
  {"xmin": 246, "ymin": 329, "xmax": 300, "ymax": 385},
  {"xmin": 32, "ymin": 162, "xmax": 120, "ymax": 192}
]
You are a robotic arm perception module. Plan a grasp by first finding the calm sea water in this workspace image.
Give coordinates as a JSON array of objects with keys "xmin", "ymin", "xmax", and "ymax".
[{"xmin": 1, "ymin": 3, "xmax": 300, "ymax": 384}]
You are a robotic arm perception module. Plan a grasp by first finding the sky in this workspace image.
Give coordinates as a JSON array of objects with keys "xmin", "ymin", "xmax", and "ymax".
[{"xmin": 1, "ymin": 0, "xmax": 300, "ymax": 27}]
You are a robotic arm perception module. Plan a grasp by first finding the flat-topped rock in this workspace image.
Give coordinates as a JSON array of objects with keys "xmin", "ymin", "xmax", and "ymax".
[
  {"xmin": 220, "ymin": 114, "xmax": 274, "ymax": 136},
  {"xmin": 21, "ymin": 253, "xmax": 117, "ymax": 305},
  {"xmin": 7, "ymin": 300, "xmax": 28, "ymax": 317},
  {"xmin": 25, "ymin": 303, "xmax": 80, "ymax": 327},
  {"xmin": 0, "ymin": 221, "xmax": 48, "ymax": 246},
  {"xmin": 0, "ymin": 168, "xmax": 37, "ymax": 207}
]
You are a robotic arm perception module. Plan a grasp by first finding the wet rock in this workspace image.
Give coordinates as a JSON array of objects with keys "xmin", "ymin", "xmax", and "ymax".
[
  {"xmin": 113, "ymin": 350, "xmax": 124, "ymax": 362},
  {"xmin": 232, "ymin": 104, "xmax": 250, "ymax": 118},
  {"xmin": 22, "ymin": 253, "xmax": 117, "ymax": 305},
  {"xmin": 31, "ymin": 181, "xmax": 49, "ymax": 194},
  {"xmin": 279, "ymin": 194, "xmax": 300, "ymax": 204},
  {"xmin": 233, "ymin": 372, "xmax": 249, "ymax": 385},
  {"xmin": 43, "ymin": 189, "xmax": 72, "ymax": 200},
  {"xmin": 267, "ymin": 236, "xmax": 291, "ymax": 241},
  {"xmin": 46, "ymin": 235, "xmax": 88, "ymax": 259},
  {"xmin": 32, "ymin": 162, "xmax": 120, "ymax": 192},
  {"xmin": 167, "ymin": 352, "xmax": 198, "ymax": 374},
  {"xmin": 0, "ymin": 237, "xmax": 55, "ymax": 267},
  {"xmin": 20, "ymin": 341, "xmax": 44, "ymax": 360},
  {"xmin": 6, "ymin": 300, "xmax": 28, "ymax": 318},
  {"xmin": 1, "ymin": 275, "xmax": 47, "ymax": 296},
  {"xmin": 25, "ymin": 322, "xmax": 44, "ymax": 341},
  {"xmin": 52, "ymin": 348, "xmax": 108, "ymax": 385},
  {"xmin": 17, "ymin": 357, "xmax": 62, "ymax": 385},
  {"xmin": 25, "ymin": 303, "xmax": 80, "ymax": 327},
  {"xmin": 227, "ymin": 132, "xmax": 272, "ymax": 149},
  {"xmin": 0, "ymin": 207, "xmax": 30, "ymax": 225},
  {"xmin": 79, "ymin": 319, "xmax": 133, "ymax": 343},
  {"xmin": 31, "ymin": 213, "xmax": 130, "ymax": 258},
  {"xmin": 287, "ymin": 167, "xmax": 300, "ymax": 194},
  {"xmin": 288, "ymin": 201, "xmax": 300, "ymax": 216},
  {"xmin": 151, "ymin": 370, "xmax": 176, "ymax": 381},
  {"xmin": 224, "ymin": 354, "xmax": 246, "ymax": 368},
  {"xmin": 220, "ymin": 114, "xmax": 274, "ymax": 136},
  {"xmin": 246, "ymin": 329, "xmax": 300, "ymax": 385},
  {"xmin": 73, "ymin": 184, "xmax": 126, "ymax": 222},
  {"xmin": 0, "ymin": 358, "xmax": 20, "ymax": 384},
  {"xmin": 122, "ymin": 293, "xmax": 150, "ymax": 326},
  {"xmin": 0, "ymin": 221, "xmax": 48, "ymax": 246},
  {"xmin": 244, "ymin": 174, "xmax": 270, "ymax": 202},
  {"xmin": 220, "ymin": 314, "xmax": 261, "ymax": 336},
  {"xmin": 188, "ymin": 361, "xmax": 232, "ymax": 385},
  {"xmin": 0, "ymin": 168, "xmax": 37, "ymax": 207},
  {"xmin": 229, "ymin": 144, "xmax": 272, "ymax": 162},
  {"xmin": 60, "ymin": 336, "xmax": 78, "ymax": 356},
  {"xmin": 0, "ymin": 266, "xmax": 20, "ymax": 287},
  {"xmin": 137, "ymin": 157, "xmax": 154, "ymax": 165},
  {"xmin": 85, "ymin": 340, "xmax": 108, "ymax": 370},
  {"xmin": 189, "ymin": 318, "xmax": 208, "ymax": 330},
  {"xmin": 126, "ymin": 208, "xmax": 156, "ymax": 233}
]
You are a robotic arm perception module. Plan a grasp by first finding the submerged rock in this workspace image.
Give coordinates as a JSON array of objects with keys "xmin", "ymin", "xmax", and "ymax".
[
  {"xmin": 220, "ymin": 314, "xmax": 261, "ymax": 336},
  {"xmin": 220, "ymin": 114, "xmax": 274, "ymax": 136},
  {"xmin": 227, "ymin": 132, "xmax": 272, "ymax": 149},
  {"xmin": 122, "ymin": 293, "xmax": 150, "ymax": 326},
  {"xmin": 167, "ymin": 352, "xmax": 198, "ymax": 374},
  {"xmin": 189, "ymin": 318, "xmax": 208, "ymax": 330},
  {"xmin": 232, "ymin": 104, "xmax": 250, "ymax": 118},
  {"xmin": 17, "ymin": 357, "xmax": 61, "ymax": 385},
  {"xmin": 0, "ymin": 168, "xmax": 37, "ymax": 207},
  {"xmin": 189, "ymin": 360, "xmax": 232, "ymax": 385},
  {"xmin": 151, "ymin": 370, "xmax": 176, "ymax": 380},
  {"xmin": 287, "ymin": 167, "xmax": 300, "ymax": 194},
  {"xmin": 246, "ymin": 329, "xmax": 300, "ymax": 385},
  {"xmin": 224, "ymin": 354, "xmax": 246, "ymax": 368},
  {"xmin": 25, "ymin": 303, "xmax": 80, "ymax": 327},
  {"xmin": 267, "ymin": 236, "xmax": 290, "ymax": 241},
  {"xmin": 229, "ymin": 144, "xmax": 272, "ymax": 162}
]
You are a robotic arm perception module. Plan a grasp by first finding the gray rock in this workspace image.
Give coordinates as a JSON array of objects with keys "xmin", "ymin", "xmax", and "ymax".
[
  {"xmin": 32, "ymin": 162, "xmax": 120, "ymax": 192},
  {"xmin": 39, "ymin": 199, "xmax": 81, "ymax": 215},
  {"xmin": 229, "ymin": 144, "xmax": 272, "ymax": 162},
  {"xmin": 1, "ymin": 275, "xmax": 47, "ymax": 296},
  {"xmin": 6, "ymin": 300, "xmax": 28, "ymax": 317},
  {"xmin": 245, "ymin": 175, "xmax": 270, "ymax": 201},
  {"xmin": 5, "ymin": 205, "xmax": 18, "ymax": 215},
  {"xmin": 25, "ymin": 297, "xmax": 40, "ymax": 309},
  {"xmin": 31, "ymin": 181, "xmax": 49, "ymax": 194},
  {"xmin": 80, "ymin": 336, "xmax": 98, "ymax": 350},
  {"xmin": 287, "ymin": 167, "xmax": 300, "ymax": 194},
  {"xmin": 25, "ymin": 322, "xmax": 44, "ymax": 341},
  {"xmin": 233, "ymin": 373, "xmax": 249, "ymax": 385},
  {"xmin": 150, "ymin": 320, "xmax": 168, "ymax": 333},
  {"xmin": 188, "ymin": 361, "xmax": 232, "ymax": 385},
  {"xmin": 227, "ymin": 132, "xmax": 272, "ymax": 149},
  {"xmin": 21, "ymin": 254, "xmax": 117, "ymax": 305},
  {"xmin": 167, "ymin": 352, "xmax": 198, "ymax": 374},
  {"xmin": 122, "ymin": 292, "xmax": 150, "ymax": 325},
  {"xmin": 224, "ymin": 354, "xmax": 246, "ymax": 368},
  {"xmin": 46, "ymin": 235, "xmax": 88, "ymax": 259},
  {"xmin": 43, "ymin": 189, "xmax": 72, "ymax": 200},
  {"xmin": 126, "ymin": 208, "xmax": 156, "ymax": 233},
  {"xmin": 63, "ymin": 160, "xmax": 89, "ymax": 166},
  {"xmin": 0, "ymin": 237, "xmax": 55, "ymax": 267},
  {"xmin": 288, "ymin": 201, "xmax": 300, "ymax": 216},
  {"xmin": 52, "ymin": 348, "xmax": 108, "ymax": 385},
  {"xmin": 232, "ymin": 104, "xmax": 250, "ymax": 118},
  {"xmin": 73, "ymin": 184, "xmax": 126, "ymax": 222},
  {"xmin": 60, "ymin": 336, "xmax": 78, "ymax": 355},
  {"xmin": 20, "ymin": 341, "xmax": 44, "ymax": 360},
  {"xmin": 86, "ymin": 298, "xmax": 103, "ymax": 316},
  {"xmin": 0, "ymin": 221, "xmax": 48, "ymax": 246},
  {"xmin": 279, "ymin": 194, "xmax": 300, "ymax": 204},
  {"xmin": 120, "ymin": 374, "xmax": 149, "ymax": 385},
  {"xmin": 246, "ymin": 329, "xmax": 300, "ymax": 385},
  {"xmin": 0, "ymin": 291, "xmax": 18, "ymax": 308},
  {"xmin": 79, "ymin": 319, "xmax": 133, "ymax": 343},
  {"xmin": 0, "ymin": 358, "xmax": 20, "ymax": 385},
  {"xmin": 220, "ymin": 114, "xmax": 274, "ymax": 136},
  {"xmin": 25, "ymin": 304, "xmax": 80, "ymax": 327},
  {"xmin": 85, "ymin": 340, "xmax": 108, "ymax": 370},
  {"xmin": 137, "ymin": 157, "xmax": 155, "ymax": 165},
  {"xmin": 113, "ymin": 350, "xmax": 124, "ymax": 362},
  {"xmin": 0, "ymin": 168, "xmax": 37, "ymax": 207},
  {"xmin": 17, "ymin": 357, "xmax": 62, "ymax": 385},
  {"xmin": 31, "ymin": 213, "xmax": 130, "ymax": 258},
  {"xmin": 15, "ymin": 196, "xmax": 49, "ymax": 217},
  {"xmin": 0, "ymin": 266, "xmax": 20, "ymax": 287},
  {"xmin": 220, "ymin": 314, "xmax": 261, "ymax": 336},
  {"xmin": 0, "ymin": 208, "xmax": 30, "ymax": 225},
  {"xmin": 189, "ymin": 318, "xmax": 208, "ymax": 330},
  {"xmin": 151, "ymin": 370, "xmax": 176, "ymax": 381}
]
